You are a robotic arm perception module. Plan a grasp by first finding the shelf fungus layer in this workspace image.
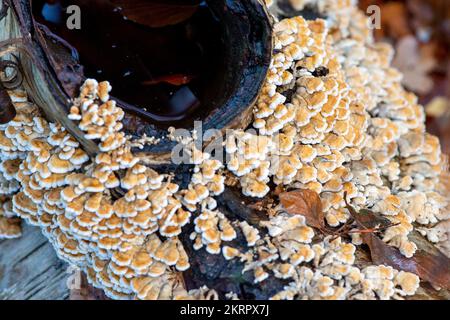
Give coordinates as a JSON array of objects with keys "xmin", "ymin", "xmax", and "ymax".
[{"xmin": 0, "ymin": 0, "xmax": 449, "ymax": 300}]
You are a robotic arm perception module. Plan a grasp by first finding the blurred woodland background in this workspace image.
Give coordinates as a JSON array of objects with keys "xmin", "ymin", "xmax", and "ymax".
[{"xmin": 359, "ymin": 0, "xmax": 450, "ymax": 154}]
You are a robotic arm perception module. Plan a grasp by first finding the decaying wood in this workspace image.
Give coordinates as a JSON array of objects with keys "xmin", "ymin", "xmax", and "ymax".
[
  {"xmin": 0, "ymin": 0, "xmax": 99, "ymax": 156},
  {"xmin": 1, "ymin": 0, "xmax": 273, "ymax": 163},
  {"xmin": 181, "ymin": 188, "xmax": 288, "ymax": 299},
  {"xmin": 354, "ymin": 246, "xmax": 450, "ymax": 300},
  {"xmin": 0, "ymin": 224, "xmax": 69, "ymax": 300},
  {"xmin": 0, "ymin": 0, "xmax": 449, "ymax": 301},
  {"xmin": 0, "ymin": 84, "xmax": 15, "ymax": 124}
]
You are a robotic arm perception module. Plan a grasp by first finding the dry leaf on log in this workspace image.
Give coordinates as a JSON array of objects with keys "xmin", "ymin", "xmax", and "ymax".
[
  {"xmin": 344, "ymin": 198, "xmax": 450, "ymax": 290},
  {"xmin": 279, "ymin": 189, "xmax": 325, "ymax": 229},
  {"xmin": 363, "ymin": 232, "xmax": 450, "ymax": 290}
]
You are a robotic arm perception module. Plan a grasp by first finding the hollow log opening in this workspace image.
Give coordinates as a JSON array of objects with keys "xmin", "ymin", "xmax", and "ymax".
[
  {"xmin": 32, "ymin": 0, "xmax": 225, "ymax": 128},
  {"xmin": 26, "ymin": 0, "xmax": 272, "ymax": 158}
]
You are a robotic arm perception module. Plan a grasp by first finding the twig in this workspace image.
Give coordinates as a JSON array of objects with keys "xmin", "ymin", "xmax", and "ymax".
[{"xmin": 347, "ymin": 222, "xmax": 401, "ymax": 234}]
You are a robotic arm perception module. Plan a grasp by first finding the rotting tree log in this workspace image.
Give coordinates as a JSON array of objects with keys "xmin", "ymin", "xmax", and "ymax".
[
  {"xmin": 1, "ymin": 0, "xmax": 273, "ymax": 162},
  {"xmin": 1, "ymin": 0, "xmax": 450, "ymax": 301},
  {"xmin": 0, "ymin": 224, "xmax": 69, "ymax": 300}
]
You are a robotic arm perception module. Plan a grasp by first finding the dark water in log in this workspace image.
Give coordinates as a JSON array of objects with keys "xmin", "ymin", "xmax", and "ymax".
[{"xmin": 32, "ymin": 0, "xmax": 224, "ymax": 126}]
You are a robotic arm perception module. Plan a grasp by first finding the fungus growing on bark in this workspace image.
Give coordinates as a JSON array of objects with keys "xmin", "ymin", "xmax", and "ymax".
[{"xmin": 0, "ymin": 0, "xmax": 448, "ymax": 301}]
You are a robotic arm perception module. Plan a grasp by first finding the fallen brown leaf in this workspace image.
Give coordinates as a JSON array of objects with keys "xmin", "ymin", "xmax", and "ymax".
[
  {"xmin": 344, "ymin": 195, "xmax": 450, "ymax": 290},
  {"xmin": 344, "ymin": 196, "xmax": 393, "ymax": 230},
  {"xmin": 363, "ymin": 232, "xmax": 450, "ymax": 290},
  {"xmin": 279, "ymin": 189, "xmax": 324, "ymax": 229}
]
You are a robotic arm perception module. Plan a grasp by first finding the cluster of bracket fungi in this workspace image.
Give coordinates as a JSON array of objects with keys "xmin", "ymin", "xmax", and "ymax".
[{"xmin": 0, "ymin": 0, "xmax": 449, "ymax": 300}]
